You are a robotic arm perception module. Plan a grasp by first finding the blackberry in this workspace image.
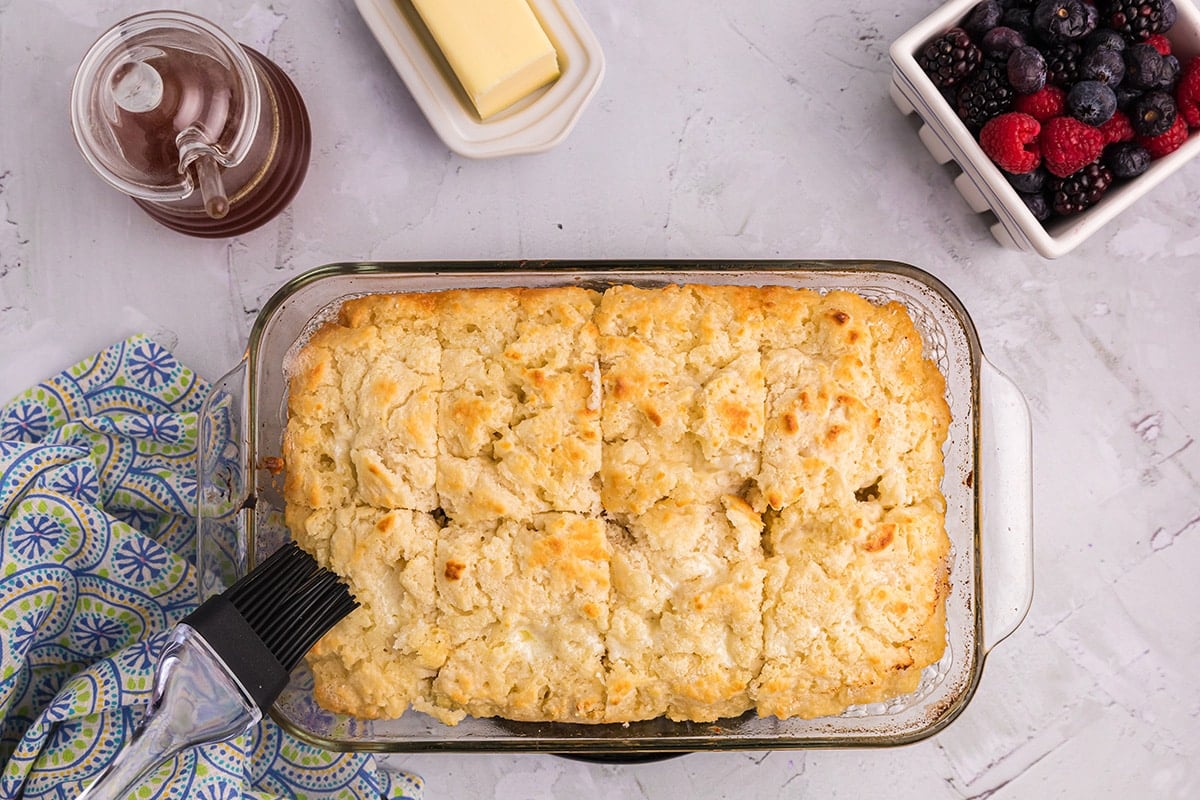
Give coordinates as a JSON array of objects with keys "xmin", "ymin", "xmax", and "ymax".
[
  {"xmin": 1099, "ymin": 0, "xmax": 1165, "ymax": 42},
  {"xmin": 956, "ymin": 59, "xmax": 1016, "ymax": 129},
  {"xmin": 919, "ymin": 28, "xmax": 985, "ymax": 87},
  {"xmin": 1129, "ymin": 89, "xmax": 1177, "ymax": 135},
  {"xmin": 1048, "ymin": 162, "xmax": 1114, "ymax": 214},
  {"xmin": 1103, "ymin": 141, "xmax": 1152, "ymax": 177},
  {"xmin": 1043, "ymin": 40, "xmax": 1083, "ymax": 86}
]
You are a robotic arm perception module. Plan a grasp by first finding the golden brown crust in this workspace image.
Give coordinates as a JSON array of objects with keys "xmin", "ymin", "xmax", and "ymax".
[{"xmin": 283, "ymin": 284, "xmax": 951, "ymax": 726}]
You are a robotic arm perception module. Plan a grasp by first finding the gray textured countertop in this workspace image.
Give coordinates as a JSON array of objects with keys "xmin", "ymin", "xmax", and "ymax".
[{"xmin": 1, "ymin": 1, "xmax": 1198, "ymax": 797}]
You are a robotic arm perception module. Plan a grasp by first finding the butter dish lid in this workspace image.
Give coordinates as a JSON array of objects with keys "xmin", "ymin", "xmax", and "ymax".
[{"xmin": 354, "ymin": 0, "xmax": 605, "ymax": 158}]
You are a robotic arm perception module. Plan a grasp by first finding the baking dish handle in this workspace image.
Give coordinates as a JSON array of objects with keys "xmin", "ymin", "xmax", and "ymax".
[
  {"xmin": 979, "ymin": 358, "xmax": 1034, "ymax": 653},
  {"xmin": 197, "ymin": 358, "xmax": 252, "ymax": 603}
]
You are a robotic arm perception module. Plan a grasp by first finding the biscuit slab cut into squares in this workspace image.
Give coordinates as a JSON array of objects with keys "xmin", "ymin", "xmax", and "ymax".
[
  {"xmin": 436, "ymin": 287, "xmax": 603, "ymax": 523},
  {"xmin": 283, "ymin": 291, "xmax": 442, "ymax": 520},
  {"xmin": 282, "ymin": 282, "xmax": 956, "ymax": 727},
  {"xmin": 299, "ymin": 505, "xmax": 447, "ymax": 720},
  {"xmin": 751, "ymin": 499, "xmax": 950, "ymax": 720},
  {"xmin": 429, "ymin": 512, "xmax": 611, "ymax": 723},
  {"xmin": 756, "ymin": 289, "xmax": 950, "ymax": 514},
  {"xmin": 596, "ymin": 284, "xmax": 766, "ymax": 516},
  {"xmin": 604, "ymin": 495, "xmax": 766, "ymax": 723}
]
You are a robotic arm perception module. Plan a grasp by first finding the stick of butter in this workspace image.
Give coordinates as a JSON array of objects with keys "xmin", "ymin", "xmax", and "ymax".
[{"xmin": 410, "ymin": 0, "xmax": 561, "ymax": 119}]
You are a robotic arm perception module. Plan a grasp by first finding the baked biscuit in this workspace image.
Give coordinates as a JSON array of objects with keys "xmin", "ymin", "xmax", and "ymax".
[
  {"xmin": 597, "ymin": 284, "xmax": 764, "ymax": 516},
  {"xmin": 605, "ymin": 495, "xmax": 766, "ymax": 722},
  {"xmin": 299, "ymin": 505, "xmax": 446, "ymax": 720},
  {"xmin": 751, "ymin": 498, "xmax": 950, "ymax": 719},
  {"xmin": 283, "ymin": 291, "xmax": 441, "ymax": 518},
  {"xmin": 756, "ymin": 289, "xmax": 950, "ymax": 513},
  {"xmin": 429, "ymin": 513, "xmax": 611, "ymax": 723},
  {"xmin": 436, "ymin": 288, "xmax": 603, "ymax": 522}
]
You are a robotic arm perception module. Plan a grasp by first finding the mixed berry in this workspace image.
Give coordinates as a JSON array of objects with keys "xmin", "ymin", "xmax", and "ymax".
[{"xmin": 917, "ymin": 0, "xmax": 1200, "ymax": 223}]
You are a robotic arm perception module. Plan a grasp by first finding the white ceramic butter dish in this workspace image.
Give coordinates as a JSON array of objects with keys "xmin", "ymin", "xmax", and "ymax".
[{"xmin": 354, "ymin": 0, "xmax": 605, "ymax": 158}]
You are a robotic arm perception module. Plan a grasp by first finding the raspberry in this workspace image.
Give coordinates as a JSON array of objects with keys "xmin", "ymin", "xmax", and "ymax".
[
  {"xmin": 1048, "ymin": 162, "xmax": 1114, "ymax": 214},
  {"xmin": 980, "ymin": 112, "xmax": 1043, "ymax": 172},
  {"xmin": 1040, "ymin": 115, "xmax": 1107, "ymax": 175},
  {"xmin": 1145, "ymin": 33, "xmax": 1172, "ymax": 55},
  {"xmin": 1015, "ymin": 84, "xmax": 1067, "ymax": 120},
  {"xmin": 1098, "ymin": 109, "xmax": 1136, "ymax": 142},
  {"xmin": 1138, "ymin": 114, "xmax": 1189, "ymax": 156},
  {"xmin": 1176, "ymin": 58, "xmax": 1200, "ymax": 128}
]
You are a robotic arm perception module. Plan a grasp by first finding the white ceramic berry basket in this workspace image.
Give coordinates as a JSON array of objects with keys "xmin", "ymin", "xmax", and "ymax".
[{"xmin": 890, "ymin": 0, "xmax": 1200, "ymax": 259}]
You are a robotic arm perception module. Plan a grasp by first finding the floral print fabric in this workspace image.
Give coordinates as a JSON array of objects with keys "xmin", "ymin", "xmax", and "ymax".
[{"xmin": 0, "ymin": 336, "xmax": 421, "ymax": 800}]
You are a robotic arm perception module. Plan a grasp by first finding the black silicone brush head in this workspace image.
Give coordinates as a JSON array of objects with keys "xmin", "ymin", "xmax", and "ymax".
[{"xmin": 183, "ymin": 541, "xmax": 358, "ymax": 710}]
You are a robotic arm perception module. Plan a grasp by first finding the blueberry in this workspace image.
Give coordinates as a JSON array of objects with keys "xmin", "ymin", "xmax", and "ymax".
[
  {"xmin": 1130, "ymin": 90, "xmax": 1177, "ymax": 136},
  {"xmin": 1080, "ymin": 49, "xmax": 1125, "ymax": 88},
  {"xmin": 964, "ymin": 0, "xmax": 1004, "ymax": 38},
  {"xmin": 1020, "ymin": 191, "xmax": 1051, "ymax": 221},
  {"xmin": 1032, "ymin": 0, "xmax": 1095, "ymax": 40},
  {"xmin": 1008, "ymin": 166, "xmax": 1048, "ymax": 193},
  {"xmin": 1161, "ymin": 0, "xmax": 1178, "ymax": 32},
  {"xmin": 1103, "ymin": 142, "xmax": 1152, "ymax": 178},
  {"xmin": 1001, "ymin": 7, "xmax": 1033, "ymax": 36},
  {"xmin": 1157, "ymin": 55, "xmax": 1181, "ymax": 89},
  {"xmin": 1115, "ymin": 85, "xmax": 1143, "ymax": 111},
  {"xmin": 1008, "ymin": 46, "xmax": 1048, "ymax": 93},
  {"xmin": 1068, "ymin": 80, "xmax": 1118, "ymax": 125},
  {"xmin": 1124, "ymin": 44, "xmax": 1166, "ymax": 90},
  {"xmin": 1084, "ymin": 28, "xmax": 1125, "ymax": 54},
  {"xmin": 982, "ymin": 26, "xmax": 1027, "ymax": 59}
]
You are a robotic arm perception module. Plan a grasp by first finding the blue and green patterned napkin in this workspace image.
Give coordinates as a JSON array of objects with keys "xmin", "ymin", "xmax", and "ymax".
[{"xmin": 0, "ymin": 336, "xmax": 422, "ymax": 800}]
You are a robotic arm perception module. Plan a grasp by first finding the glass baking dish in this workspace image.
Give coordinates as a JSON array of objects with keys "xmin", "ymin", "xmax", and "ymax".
[{"xmin": 196, "ymin": 259, "xmax": 1033, "ymax": 753}]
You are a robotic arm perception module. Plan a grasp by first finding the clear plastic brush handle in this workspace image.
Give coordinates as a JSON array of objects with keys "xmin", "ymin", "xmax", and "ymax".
[{"xmin": 77, "ymin": 624, "xmax": 261, "ymax": 800}]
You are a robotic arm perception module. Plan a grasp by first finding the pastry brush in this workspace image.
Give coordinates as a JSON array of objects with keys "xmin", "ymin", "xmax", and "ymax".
[{"xmin": 76, "ymin": 541, "xmax": 357, "ymax": 800}]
